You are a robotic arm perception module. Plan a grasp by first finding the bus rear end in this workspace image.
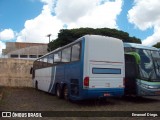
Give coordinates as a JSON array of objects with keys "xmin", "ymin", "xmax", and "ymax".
[{"xmin": 82, "ymin": 35, "xmax": 125, "ymax": 99}]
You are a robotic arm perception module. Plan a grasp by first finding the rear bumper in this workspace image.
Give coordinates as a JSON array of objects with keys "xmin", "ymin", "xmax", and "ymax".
[{"xmin": 70, "ymin": 88, "xmax": 124, "ymax": 100}]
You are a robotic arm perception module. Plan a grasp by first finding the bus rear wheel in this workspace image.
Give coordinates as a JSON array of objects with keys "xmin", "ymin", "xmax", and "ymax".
[
  {"xmin": 63, "ymin": 85, "xmax": 69, "ymax": 100},
  {"xmin": 56, "ymin": 84, "xmax": 62, "ymax": 98},
  {"xmin": 35, "ymin": 81, "xmax": 38, "ymax": 90}
]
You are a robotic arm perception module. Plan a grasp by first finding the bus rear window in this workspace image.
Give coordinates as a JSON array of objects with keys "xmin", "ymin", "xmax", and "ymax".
[{"xmin": 92, "ymin": 68, "xmax": 121, "ymax": 74}]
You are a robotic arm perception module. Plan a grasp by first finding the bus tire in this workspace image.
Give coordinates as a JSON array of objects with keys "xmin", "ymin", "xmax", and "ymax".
[
  {"xmin": 56, "ymin": 84, "xmax": 62, "ymax": 98},
  {"xmin": 35, "ymin": 81, "xmax": 38, "ymax": 90},
  {"xmin": 63, "ymin": 85, "xmax": 69, "ymax": 101}
]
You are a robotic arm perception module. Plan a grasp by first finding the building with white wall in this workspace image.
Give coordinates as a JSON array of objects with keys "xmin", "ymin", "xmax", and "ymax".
[{"xmin": 2, "ymin": 42, "xmax": 48, "ymax": 59}]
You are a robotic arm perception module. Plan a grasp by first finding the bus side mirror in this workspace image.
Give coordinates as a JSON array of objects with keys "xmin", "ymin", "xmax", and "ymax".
[{"xmin": 30, "ymin": 67, "xmax": 33, "ymax": 74}]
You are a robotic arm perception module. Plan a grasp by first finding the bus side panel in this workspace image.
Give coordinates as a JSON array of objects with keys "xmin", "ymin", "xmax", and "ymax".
[
  {"xmin": 50, "ymin": 65, "xmax": 65, "ymax": 94},
  {"xmin": 49, "ymin": 39, "xmax": 85, "ymax": 98},
  {"xmin": 49, "ymin": 61, "xmax": 83, "ymax": 98},
  {"xmin": 63, "ymin": 39, "xmax": 85, "ymax": 100},
  {"xmin": 64, "ymin": 62, "xmax": 83, "ymax": 99},
  {"xmin": 34, "ymin": 67, "xmax": 52, "ymax": 92},
  {"xmin": 69, "ymin": 39, "xmax": 85, "ymax": 100}
]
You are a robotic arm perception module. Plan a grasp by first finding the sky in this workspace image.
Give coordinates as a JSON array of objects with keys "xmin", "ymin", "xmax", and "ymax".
[{"xmin": 0, "ymin": 0, "xmax": 160, "ymax": 55}]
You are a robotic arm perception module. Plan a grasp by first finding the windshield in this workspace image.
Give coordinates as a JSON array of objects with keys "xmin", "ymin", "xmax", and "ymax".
[
  {"xmin": 151, "ymin": 51, "xmax": 160, "ymax": 79},
  {"xmin": 136, "ymin": 49, "xmax": 160, "ymax": 81}
]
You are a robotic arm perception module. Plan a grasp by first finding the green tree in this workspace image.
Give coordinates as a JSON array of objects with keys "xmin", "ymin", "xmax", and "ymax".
[
  {"xmin": 153, "ymin": 42, "xmax": 160, "ymax": 48},
  {"xmin": 48, "ymin": 28, "xmax": 142, "ymax": 51}
]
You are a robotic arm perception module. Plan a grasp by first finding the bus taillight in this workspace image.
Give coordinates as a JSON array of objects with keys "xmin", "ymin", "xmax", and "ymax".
[{"xmin": 84, "ymin": 76, "xmax": 89, "ymax": 87}]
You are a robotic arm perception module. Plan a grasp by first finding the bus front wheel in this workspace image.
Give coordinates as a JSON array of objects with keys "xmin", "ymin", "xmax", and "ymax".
[
  {"xmin": 56, "ymin": 84, "xmax": 62, "ymax": 98},
  {"xmin": 35, "ymin": 81, "xmax": 38, "ymax": 90},
  {"xmin": 63, "ymin": 85, "xmax": 69, "ymax": 100}
]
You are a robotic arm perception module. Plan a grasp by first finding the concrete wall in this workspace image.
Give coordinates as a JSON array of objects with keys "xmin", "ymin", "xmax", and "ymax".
[{"xmin": 0, "ymin": 58, "xmax": 34, "ymax": 87}]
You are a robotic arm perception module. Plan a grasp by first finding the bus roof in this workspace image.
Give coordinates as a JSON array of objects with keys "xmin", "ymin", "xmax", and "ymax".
[
  {"xmin": 35, "ymin": 35, "xmax": 85, "ymax": 60},
  {"xmin": 124, "ymin": 43, "xmax": 159, "ymax": 51},
  {"xmin": 35, "ymin": 35, "xmax": 122, "ymax": 61}
]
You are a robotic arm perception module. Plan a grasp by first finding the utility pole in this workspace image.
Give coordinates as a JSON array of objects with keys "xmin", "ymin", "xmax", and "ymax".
[
  {"xmin": 46, "ymin": 34, "xmax": 51, "ymax": 43},
  {"xmin": 46, "ymin": 34, "xmax": 52, "ymax": 52}
]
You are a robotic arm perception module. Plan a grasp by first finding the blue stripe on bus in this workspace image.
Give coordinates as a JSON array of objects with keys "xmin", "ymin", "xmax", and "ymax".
[
  {"xmin": 48, "ymin": 67, "xmax": 56, "ymax": 92},
  {"xmin": 85, "ymin": 88, "xmax": 124, "ymax": 98},
  {"xmin": 92, "ymin": 68, "xmax": 121, "ymax": 74}
]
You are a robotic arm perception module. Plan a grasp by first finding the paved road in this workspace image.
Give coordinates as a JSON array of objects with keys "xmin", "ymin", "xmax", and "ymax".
[{"xmin": 0, "ymin": 87, "xmax": 160, "ymax": 120}]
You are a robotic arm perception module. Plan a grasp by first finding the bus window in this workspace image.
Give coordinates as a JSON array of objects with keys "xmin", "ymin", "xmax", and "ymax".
[
  {"xmin": 71, "ymin": 43, "xmax": 80, "ymax": 61},
  {"xmin": 151, "ymin": 51, "xmax": 160, "ymax": 78},
  {"xmin": 62, "ymin": 47, "xmax": 71, "ymax": 63},
  {"xmin": 44, "ymin": 56, "xmax": 48, "ymax": 62},
  {"xmin": 54, "ymin": 51, "xmax": 61, "ymax": 63},
  {"xmin": 34, "ymin": 59, "xmax": 40, "ymax": 69},
  {"xmin": 33, "ymin": 61, "xmax": 36, "ymax": 69},
  {"xmin": 37, "ymin": 59, "xmax": 41, "ymax": 69},
  {"xmin": 43, "ymin": 56, "xmax": 48, "ymax": 67},
  {"xmin": 48, "ymin": 54, "xmax": 54, "ymax": 66},
  {"xmin": 39, "ymin": 58, "xmax": 44, "ymax": 68}
]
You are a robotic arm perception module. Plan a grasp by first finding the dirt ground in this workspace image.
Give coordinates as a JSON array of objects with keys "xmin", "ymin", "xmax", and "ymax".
[{"xmin": 0, "ymin": 87, "xmax": 160, "ymax": 120}]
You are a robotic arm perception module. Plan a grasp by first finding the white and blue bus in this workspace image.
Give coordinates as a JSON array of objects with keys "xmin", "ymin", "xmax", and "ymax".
[
  {"xmin": 124, "ymin": 43, "xmax": 160, "ymax": 96},
  {"xmin": 31, "ymin": 35, "xmax": 125, "ymax": 100}
]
